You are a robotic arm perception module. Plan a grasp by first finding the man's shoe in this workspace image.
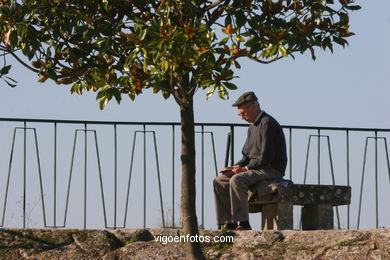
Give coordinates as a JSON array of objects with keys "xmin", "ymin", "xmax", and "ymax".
[
  {"xmin": 235, "ymin": 225, "xmax": 252, "ymax": 231},
  {"xmin": 223, "ymin": 223, "xmax": 238, "ymax": 230}
]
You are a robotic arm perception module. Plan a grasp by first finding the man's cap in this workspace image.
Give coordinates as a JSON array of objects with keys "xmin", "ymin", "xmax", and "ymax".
[{"xmin": 232, "ymin": 91, "xmax": 258, "ymax": 107}]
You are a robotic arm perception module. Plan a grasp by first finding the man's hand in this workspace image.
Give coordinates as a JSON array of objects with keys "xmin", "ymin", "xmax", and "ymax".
[
  {"xmin": 221, "ymin": 171, "xmax": 234, "ymax": 177},
  {"xmin": 219, "ymin": 165, "xmax": 248, "ymax": 177},
  {"xmin": 219, "ymin": 167, "xmax": 234, "ymax": 177},
  {"xmin": 232, "ymin": 165, "xmax": 248, "ymax": 175}
]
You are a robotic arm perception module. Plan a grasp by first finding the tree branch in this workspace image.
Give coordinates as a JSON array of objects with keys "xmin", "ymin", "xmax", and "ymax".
[
  {"xmin": 204, "ymin": 0, "xmax": 230, "ymax": 11},
  {"xmin": 248, "ymin": 54, "xmax": 284, "ymax": 64},
  {"xmin": 173, "ymin": 88, "xmax": 186, "ymax": 106},
  {"xmin": 4, "ymin": 49, "xmax": 40, "ymax": 73}
]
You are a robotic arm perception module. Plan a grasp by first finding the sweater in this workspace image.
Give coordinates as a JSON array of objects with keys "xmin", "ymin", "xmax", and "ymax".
[{"xmin": 236, "ymin": 111, "xmax": 287, "ymax": 175}]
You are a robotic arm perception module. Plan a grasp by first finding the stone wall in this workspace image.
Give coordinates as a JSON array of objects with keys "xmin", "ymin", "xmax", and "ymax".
[{"xmin": 0, "ymin": 228, "xmax": 389, "ymax": 259}]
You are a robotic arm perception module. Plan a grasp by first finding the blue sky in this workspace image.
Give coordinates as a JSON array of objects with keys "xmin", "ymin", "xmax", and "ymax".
[{"xmin": 0, "ymin": 1, "xmax": 389, "ymax": 230}]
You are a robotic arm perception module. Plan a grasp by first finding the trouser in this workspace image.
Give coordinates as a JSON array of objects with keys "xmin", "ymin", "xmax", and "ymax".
[{"xmin": 213, "ymin": 168, "xmax": 283, "ymax": 224}]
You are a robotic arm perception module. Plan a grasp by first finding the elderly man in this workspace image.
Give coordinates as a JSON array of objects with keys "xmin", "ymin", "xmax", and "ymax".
[{"xmin": 213, "ymin": 91, "xmax": 287, "ymax": 230}]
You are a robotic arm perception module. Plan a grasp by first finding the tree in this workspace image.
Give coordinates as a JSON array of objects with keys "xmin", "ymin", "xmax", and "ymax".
[{"xmin": 0, "ymin": 0, "xmax": 360, "ymax": 259}]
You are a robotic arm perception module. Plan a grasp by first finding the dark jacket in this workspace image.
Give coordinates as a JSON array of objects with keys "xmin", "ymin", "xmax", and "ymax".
[{"xmin": 236, "ymin": 111, "xmax": 287, "ymax": 175}]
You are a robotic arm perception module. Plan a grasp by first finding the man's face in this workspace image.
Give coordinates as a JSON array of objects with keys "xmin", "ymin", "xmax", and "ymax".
[{"xmin": 237, "ymin": 102, "xmax": 259, "ymax": 123}]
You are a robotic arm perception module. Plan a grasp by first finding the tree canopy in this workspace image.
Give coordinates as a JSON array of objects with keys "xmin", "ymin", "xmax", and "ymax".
[{"xmin": 1, "ymin": 0, "xmax": 360, "ymax": 106}]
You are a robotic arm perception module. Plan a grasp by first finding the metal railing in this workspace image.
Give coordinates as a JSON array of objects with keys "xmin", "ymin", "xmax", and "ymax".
[{"xmin": 0, "ymin": 118, "xmax": 389, "ymax": 230}]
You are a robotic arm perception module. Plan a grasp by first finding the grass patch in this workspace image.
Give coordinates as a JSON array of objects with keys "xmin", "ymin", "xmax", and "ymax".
[
  {"xmin": 274, "ymin": 237, "xmax": 283, "ymax": 243},
  {"xmin": 210, "ymin": 229, "xmax": 235, "ymax": 250},
  {"xmin": 124, "ymin": 229, "xmax": 154, "ymax": 245},
  {"xmin": 336, "ymin": 236, "xmax": 365, "ymax": 247},
  {"xmin": 125, "ymin": 238, "xmax": 140, "ymax": 245},
  {"xmin": 293, "ymin": 246, "xmax": 310, "ymax": 251},
  {"xmin": 74, "ymin": 230, "xmax": 89, "ymax": 243},
  {"xmin": 212, "ymin": 242, "xmax": 232, "ymax": 250}
]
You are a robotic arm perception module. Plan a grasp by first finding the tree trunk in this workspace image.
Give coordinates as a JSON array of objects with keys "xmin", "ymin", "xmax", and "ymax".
[{"xmin": 179, "ymin": 95, "xmax": 205, "ymax": 260}]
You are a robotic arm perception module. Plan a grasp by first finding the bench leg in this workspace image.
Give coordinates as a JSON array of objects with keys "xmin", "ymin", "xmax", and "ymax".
[
  {"xmin": 301, "ymin": 204, "xmax": 333, "ymax": 230},
  {"xmin": 261, "ymin": 203, "xmax": 293, "ymax": 230}
]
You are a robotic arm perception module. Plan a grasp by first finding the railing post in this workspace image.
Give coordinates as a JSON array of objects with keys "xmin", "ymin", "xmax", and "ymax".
[
  {"xmin": 114, "ymin": 124, "xmax": 118, "ymax": 229},
  {"xmin": 23, "ymin": 121, "xmax": 27, "ymax": 228},
  {"xmin": 346, "ymin": 130, "xmax": 350, "ymax": 229},
  {"xmin": 317, "ymin": 129, "xmax": 321, "ymax": 185},
  {"xmin": 303, "ymin": 135, "xmax": 312, "ymax": 184},
  {"xmin": 152, "ymin": 132, "xmax": 165, "ymax": 228},
  {"xmin": 143, "ymin": 124, "xmax": 147, "ymax": 228},
  {"xmin": 357, "ymin": 136, "xmax": 368, "ymax": 229},
  {"xmin": 230, "ymin": 126, "xmax": 234, "ymax": 166},
  {"xmin": 84, "ymin": 123, "xmax": 88, "ymax": 229},
  {"xmin": 289, "ymin": 128, "xmax": 292, "ymax": 180},
  {"xmin": 201, "ymin": 125, "xmax": 205, "ymax": 228},
  {"xmin": 63, "ymin": 129, "xmax": 79, "ymax": 227},
  {"xmin": 210, "ymin": 132, "xmax": 219, "ymax": 177},
  {"xmin": 54, "ymin": 122, "xmax": 57, "ymax": 228},
  {"xmin": 123, "ymin": 131, "xmax": 137, "ymax": 228},
  {"xmin": 172, "ymin": 125, "xmax": 175, "ymax": 228},
  {"xmin": 375, "ymin": 131, "xmax": 379, "ymax": 228},
  {"xmin": 1, "ymin": 128, "xmax": 17, "ymax": 227},
  {"xmin": 93, "ymin": 130, "xmax": 108, "ymax": 229},
  {"xmin": 224, "ymin": 132, "xmax": 231, "ymax": 167}
]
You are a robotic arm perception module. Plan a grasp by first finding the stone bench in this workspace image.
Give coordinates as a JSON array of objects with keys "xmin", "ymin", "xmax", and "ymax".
[{"xmin": 248, "ymin": 180, "xmax": 351, "ymax": 230}]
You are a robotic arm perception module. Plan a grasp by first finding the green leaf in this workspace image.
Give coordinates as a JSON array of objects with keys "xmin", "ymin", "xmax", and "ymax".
[
  {"xmin": 146, "ymin": 38, "xmax": 164, "ymax": 48},
  {"xmin": 225, "ymin": 16, "xmax": 232, "ymax": 27},
  {"xmin": 143, "ymin": 50, "xmax": 148, "ymax": 72},
  {"xmin": 235, "ymin": 11, "xmax": 246, "ymax": 27},
  {"xmin": 269, "ymin": 45, "xmax": 278, "ymax": 56},
  {"xmin": 47, "ymin": 69, "xmax": 58, "ymax": 80},
  {"xmin": 162, "ymin": 90, "xmax": 170, "ymax": 99},
  {"xmin": 129, "ymin": 92, "xmax": 136, "ymax": 101},
  {"xmin": 2, "ymin": 77, "xmax": 17, "ymax": 88},
  {"xmin": 241, "ymin": 32, "xmax": 252, "ymax": 37},
  {"xmin": 309, "ymin": 47, "xmax": 316, "ymax": 61},
  {"xmin": 339, "ymin": 12, "xmax": 349, "ymax": 26},
  {"xmin": 345, "ymin": 5, "xmax": 361, "ymax": 11},
  {"xmin": 101, "ymin": 22, "xmax": 113, "ymax": 36},
  {"xmin": 161, "ymin": 59, "xmax": 169, "ymax": 72},
  {"xmin": 333, "ymin": 37, "xmax": 348, "ymax": 47},
  {"xmin": 218, "ymin": 85, "xmax": 228, "ymax": 99},
  {"xmin": 278, "ymin": 45, "xmax": 288, "ymax": 57},
  {"xmin": 99, "ymin": 97, "xmax": 109, "ymax": 110},
  {"xmin": 0, "ymin": 65, "xmax": 12, "ymax": 76},
  {"xmin": 113, "ymin": 90, "xmax": 121, "ymax": 104},
  {"xmin": 8, "ymin": 30, "xmax": 18, "ymax": 47},
  {"xmin": 140, "ymin": 29, "xmax": 148, "ymax": 41},
  {"xmin": 248, "ymin": 43, "xmax": 264, "ymax": 55},
  {"xmin": 4, "ymin": 75, "xmax": 17, "ymax": 83},
  {"xmin": 244, "ymin": 36, "xmax": 255, "ymax": 46},
  {"xmin": 206, "ymin": 85, "xmax": 216, "ymax": 99},
  {"xmin": 262, "ymin": 44, "xmax": 278, "ymax": 58},
  {"xmin": 201, "ymin": 79, "xmax": 214, "ymax": 87},
  {"xmin": 214, "ymin": 47, "xmax": 228, "ymax": 54},
  {"xmin": 219, "ymin": 37, "xmax": 229, "ymax": 46},
  {"xmin": 96, "ymin": 89, "xmax": 107, "ymax": 99},
  {"xmin": 70, "ymin": 83, "xmax": 80, "ymax": 94},
  {"xmin": 94, "ymin": 80, "xmax": 107, "ymax": 89},
  {"xmin": 233, "ymin": 35, "xmax": 245, "ymax": 42},
  {"xmin": 223, "ymin": 82, "xmax": 237, "ymax": 90}
]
